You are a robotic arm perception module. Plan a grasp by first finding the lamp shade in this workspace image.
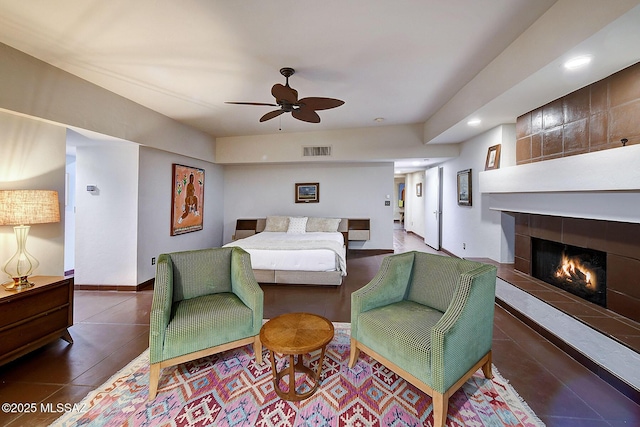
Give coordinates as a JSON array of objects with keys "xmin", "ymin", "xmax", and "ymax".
[{"xmin": 0, "ymin": 190, "xmax": 61, "ymax": 225}]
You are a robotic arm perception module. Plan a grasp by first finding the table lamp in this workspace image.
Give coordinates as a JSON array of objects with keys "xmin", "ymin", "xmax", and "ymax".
[{"xmin": 0, "ymin": 190, "xmax": 60, "ymax": 291}]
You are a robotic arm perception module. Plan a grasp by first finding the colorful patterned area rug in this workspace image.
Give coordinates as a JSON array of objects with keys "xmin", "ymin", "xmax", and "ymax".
[{"xmin": 52, "ymin": 323, "xmax": 544, "ymax": 426}]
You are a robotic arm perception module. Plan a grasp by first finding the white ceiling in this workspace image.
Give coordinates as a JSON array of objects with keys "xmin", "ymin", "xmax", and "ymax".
[{"xmin": 1, "ymin": 0, "xmax": 639, "ymax": 163}]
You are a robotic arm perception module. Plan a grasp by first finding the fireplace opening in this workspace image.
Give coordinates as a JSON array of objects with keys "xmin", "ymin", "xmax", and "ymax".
[{"xmin": 531, "ymin": 238, "xmax": 607, "ymax": 307}]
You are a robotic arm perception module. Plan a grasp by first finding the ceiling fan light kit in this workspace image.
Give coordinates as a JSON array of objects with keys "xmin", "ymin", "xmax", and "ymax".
[{"xmin": 226, "ymin": 67, "xmax": 344, "ymax": 124}]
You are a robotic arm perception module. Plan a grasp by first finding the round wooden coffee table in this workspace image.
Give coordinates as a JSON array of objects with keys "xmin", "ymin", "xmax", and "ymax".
[{"xmin": 260, "ymin": 312, "xmax": 334, "ymax": 401}]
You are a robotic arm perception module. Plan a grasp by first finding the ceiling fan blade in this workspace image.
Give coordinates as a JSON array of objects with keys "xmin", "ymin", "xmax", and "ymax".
[
  {"xmin": 225, "ymin": 102, "xmax": 279, "ymax": 106},
  {"xmin": 271, "ymin": 83, "xmax": 298, "ymax": 104},
  {"xmin": 260, "ymin": 109, "xmax": 285, "ymax": 122},
  {"xmin": 298, "ymin": 97, "xmax": 345, "ymax": 111},
  {"xmin": 292, "ymin": 107, "xmax": 321, "ymax": 123}
]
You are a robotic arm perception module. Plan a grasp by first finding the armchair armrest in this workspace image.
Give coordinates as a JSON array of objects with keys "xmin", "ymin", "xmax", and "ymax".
[
  {"xmin": 230, "ymin": 247, "xmax": 264, "ymax": 334},
  {"xmin": 149, "ymin": 254, "xmax": 175, "ymax": 364},
  {"xmin": 430, "ymin": 263, "xmax": 497, "ymax": 392},
  {"xmin": 351, "ymin": 252, "xmax": 414, "ymax": 338}
]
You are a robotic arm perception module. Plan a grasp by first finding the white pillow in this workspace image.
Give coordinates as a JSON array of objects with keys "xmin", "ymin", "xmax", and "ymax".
[
  {"xmin": 264, "ymin": 216, "xmax": 289, "ymax": 232},
  {"xmin": 287, "ymin": 216, "xmax": 308, "ymax": 234}
]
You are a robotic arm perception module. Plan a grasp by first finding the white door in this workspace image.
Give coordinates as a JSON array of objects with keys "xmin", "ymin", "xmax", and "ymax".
[{"xmin": 424, "ymin": 167, "xmax": 442, "ymax": 249}]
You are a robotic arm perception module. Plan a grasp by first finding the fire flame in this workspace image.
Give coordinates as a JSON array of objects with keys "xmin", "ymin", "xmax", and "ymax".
[{"xmin": 555, "ymin": 253, "xmax": 596, "ymax": 290}]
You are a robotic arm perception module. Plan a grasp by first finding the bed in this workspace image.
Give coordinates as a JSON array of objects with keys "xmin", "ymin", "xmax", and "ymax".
[{"xmin": 224, "ymin": 216, "xmax": 348, "ymax": 286}]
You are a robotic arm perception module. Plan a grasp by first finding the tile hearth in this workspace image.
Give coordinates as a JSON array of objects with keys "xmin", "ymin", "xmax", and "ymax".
[{"xmin": 481, "ymin": 259, "xmax": 640, "ymax": 402}]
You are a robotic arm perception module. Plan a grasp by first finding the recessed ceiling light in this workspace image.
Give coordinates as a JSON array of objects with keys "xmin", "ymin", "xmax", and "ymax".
[
  {"xmin": 564, "ymin": 55, "xmax": 592, "ymax": 70},
  {"xmin": 467, "ymin": 118, "xmax": 481, "ymax": 126},
  {"xmin": 374, "ymin": 117, "xmax": 385, "ymax": 123}
]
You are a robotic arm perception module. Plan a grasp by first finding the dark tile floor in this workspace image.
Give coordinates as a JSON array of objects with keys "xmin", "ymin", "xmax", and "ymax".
[{"xmin": 1, "ymin": 229, "xmax": 639, "ymax": 426}]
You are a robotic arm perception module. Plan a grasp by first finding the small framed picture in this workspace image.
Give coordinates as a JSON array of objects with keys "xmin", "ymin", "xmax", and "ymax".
[
  {"xmin": 485, "ymin": 144, "xmax": 501, "ymax": 170},
  {"xmin": 457, "ymin": 169, "xmax": 472, "ymax": 206},
  {"xmin": 295, "ymin": 182, "xmax": 320, "ymax": 203},
  {"xmin": 416, "ymin": 182, "xmax": 422, "ymax": 197}
]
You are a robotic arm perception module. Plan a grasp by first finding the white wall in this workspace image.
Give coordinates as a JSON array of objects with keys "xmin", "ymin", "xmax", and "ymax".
[
  {"xmin": 137, "ymin": 146, "xmax": 225, "ymax": 283},
  {"xmin": 403, "ymin": 171, "xmax": 426, "ymax": 238},
  {"xmin": 440, "ymin": 125, "xmax": 516, "ymax": 261},
  {"xmin": 74, "ymin": 144, "xmax": 139, "ymax": 286},
  {"xmin": 0, "ymin": 112, "xmax": 66, "ymax": 279},
  {"xmin": 223, "ymin": 163, "xmax": 395, "ymax": 250}
]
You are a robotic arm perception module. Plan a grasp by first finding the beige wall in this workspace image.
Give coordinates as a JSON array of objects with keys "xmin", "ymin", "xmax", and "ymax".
[
  {"xmin": 0, "ymin": 42, "xmax": 216, "ymax": 162},
  {"xmin": 216, "ymin": 124, "xmax": 459, "ymax": 164},
  {"xmin": 0, "ymin": 43, "xmax": 220, "ymax": 285},
  {"xmin": 0, "ymin": 112, "xmax": 66, "ymax": 278}
]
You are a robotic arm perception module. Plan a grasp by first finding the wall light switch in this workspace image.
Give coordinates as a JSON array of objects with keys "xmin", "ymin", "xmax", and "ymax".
[{"xmin": 385, "ymin": 200, "xmax": 391, "ymax": 206}]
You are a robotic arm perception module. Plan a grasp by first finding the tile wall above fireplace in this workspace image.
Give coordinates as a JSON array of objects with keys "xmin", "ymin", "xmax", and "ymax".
[{"xmin": 516, "ymin": 61, "xmax": 640, "ymax": 164}]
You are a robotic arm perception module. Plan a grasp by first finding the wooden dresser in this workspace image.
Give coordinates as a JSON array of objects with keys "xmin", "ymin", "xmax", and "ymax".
[{"xmin": 0, "ymin": 276, "xmax": 74, "ymax": 366}]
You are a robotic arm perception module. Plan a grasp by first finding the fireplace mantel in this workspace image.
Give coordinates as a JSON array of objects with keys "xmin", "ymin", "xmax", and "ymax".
[
  {"xmin": 478, "ymin": 144, "xmax": 640, "ymax": 224},
  {"xmin": 479, "ymin": 143, "xmax": 640, "ymax": 193}
]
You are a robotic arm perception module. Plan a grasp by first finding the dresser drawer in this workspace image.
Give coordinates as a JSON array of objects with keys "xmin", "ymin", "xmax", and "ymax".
[
  {"xmin": 0, "ymin": 307, "xmax": 69, "ymax": 356},
  {"xmin": 348, "ymin": 230, "xmax": 370, "ymax": 241},
  {"xmin": 0, "ymin": 281, "xmax": 70, "ymax": 328},
  {"xmin": 0, "ymin": 276, "xmax": 73, "ymax": 366}
]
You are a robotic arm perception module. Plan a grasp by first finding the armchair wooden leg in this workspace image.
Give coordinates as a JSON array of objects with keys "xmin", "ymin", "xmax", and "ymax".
[
  {"xmin": 432, "ymin": 392, "xmax": 448, "ymax": 427},
  {"xmin": 254, "ymin": 335, "xmax": 263, "ymax": 365},
  {"xmin": 148, "ymin": 364, "xmax": 161, "ymax": 401},
  {"xmin": 482, "ymin": 350, "xmax": 493, "ymax": 379},
  {"xmin": 348, "ymin": 338, "xmax": 360, "ymax": 368}
]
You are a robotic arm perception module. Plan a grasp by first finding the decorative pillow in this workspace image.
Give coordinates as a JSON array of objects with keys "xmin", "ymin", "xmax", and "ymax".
[
  {"xmin": 287, "ymin": 216, "xmax": 308, "ymax": 234},
  {"xmin": 306, "ymin": 217, "xmax": 341, "ymax": 232},
  {"xmin": 264, "ymin": 216, "xmax": 289, "ymax": 232}
]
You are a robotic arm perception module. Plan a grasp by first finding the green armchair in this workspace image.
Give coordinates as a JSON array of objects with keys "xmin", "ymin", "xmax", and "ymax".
[
  {"xmin": 149, "ymin": 246, "xmax": 263, "ymax": 400},
  {"xmin": 349, "ymin": 251, "xmax": 497, "ymax": 427}
]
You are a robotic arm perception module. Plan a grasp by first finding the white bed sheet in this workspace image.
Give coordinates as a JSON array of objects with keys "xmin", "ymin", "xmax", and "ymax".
[{"xmin": 224, "ymin": 232, "xmax": 346, "ymax": 274}]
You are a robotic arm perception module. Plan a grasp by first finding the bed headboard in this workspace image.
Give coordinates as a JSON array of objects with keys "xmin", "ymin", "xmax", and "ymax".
[{"xmin": 233, "ymin": 217, "xmax": 349, "ymax": 240}]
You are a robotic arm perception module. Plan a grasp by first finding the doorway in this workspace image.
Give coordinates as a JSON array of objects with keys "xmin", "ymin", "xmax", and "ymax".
[
  {"xmin": 394, "ymin": 177, "xmax": 406, "ymax": 229},
  {"xmin": 424, "ymin": 166, "xmax": 442, "ymax": 250}
]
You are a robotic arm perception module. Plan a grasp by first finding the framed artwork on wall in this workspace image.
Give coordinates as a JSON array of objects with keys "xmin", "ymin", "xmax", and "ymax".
[
  {"xmin": 457, "ymin": 169, "xmax": 472, "ymax": 206},
  {"xmin": 171, "ymin": 164, "xmax": 205, "ymax": 235},
  {"xmin": 295, "ymin": 182, "xmax": 319, "ymax": 203},
  {"xmin": 416, "ymin": 182, "xmax": 422, "ymax": 197},
  {"xmin": 485, "ymin": 144, "xmax": 501, "ymax": 170}
]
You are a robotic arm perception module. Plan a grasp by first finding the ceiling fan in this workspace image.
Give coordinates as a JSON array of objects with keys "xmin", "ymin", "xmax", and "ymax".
[{"xmin": 226, "ymin": 67, "xmax": 344, "ymax": 123}]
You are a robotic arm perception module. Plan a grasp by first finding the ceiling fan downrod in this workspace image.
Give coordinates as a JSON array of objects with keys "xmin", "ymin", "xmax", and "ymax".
[{"xmin": 280, "ymin": 67, "xmax": 295, "ymax": 86}]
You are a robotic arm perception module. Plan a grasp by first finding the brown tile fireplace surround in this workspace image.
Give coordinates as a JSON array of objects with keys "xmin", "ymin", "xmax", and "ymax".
[{"xmin": 508, "ymin": 212, "xmax": 640, "ymax": 353}]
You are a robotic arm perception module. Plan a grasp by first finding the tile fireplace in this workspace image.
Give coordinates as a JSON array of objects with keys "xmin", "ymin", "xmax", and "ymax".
[
  {"xmin": 512, "ymin": 213, "xmax": 640, "ymax": 323},
  {"xmin": 531, "ymin": 237, "xmax": 607, "ymax": 307}
]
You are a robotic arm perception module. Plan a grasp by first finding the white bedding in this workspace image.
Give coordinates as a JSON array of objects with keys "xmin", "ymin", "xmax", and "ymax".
[{"xmin": 224, "ymin": 231, "xmax": 346, "ymax": 275}]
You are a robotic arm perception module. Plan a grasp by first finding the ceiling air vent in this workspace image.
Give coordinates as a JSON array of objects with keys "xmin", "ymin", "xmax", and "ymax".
[{"xmin": 303, "ymin": 146, "xmax": 332, "ymax": 157}]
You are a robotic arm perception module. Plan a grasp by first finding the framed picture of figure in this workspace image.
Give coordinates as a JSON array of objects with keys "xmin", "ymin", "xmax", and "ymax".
[{"xmin": 171, "ymin": 164, "xmax": 205, "ymax": 235}]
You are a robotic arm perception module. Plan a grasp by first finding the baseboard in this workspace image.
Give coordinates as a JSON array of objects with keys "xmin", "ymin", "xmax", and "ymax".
[
  {"xmin": 75, "ymin": 278, "xmax": 154, "ymax": 292},
  {"xmin": 406, "ymin": 230, "xmax": 423, "ymax": 239},
  {"xmin": 439, "ymin": 247, "xmax": 458, "ymax": 258},
  {"xmin": 348, "ymin": 249, "xmax": 394, "ymax": 256}
]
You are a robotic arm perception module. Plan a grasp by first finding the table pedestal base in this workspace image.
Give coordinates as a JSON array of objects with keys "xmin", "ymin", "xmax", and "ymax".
[{"xmin": 268, "ymin": 347, "xmax": 327, "ymax": 401}]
